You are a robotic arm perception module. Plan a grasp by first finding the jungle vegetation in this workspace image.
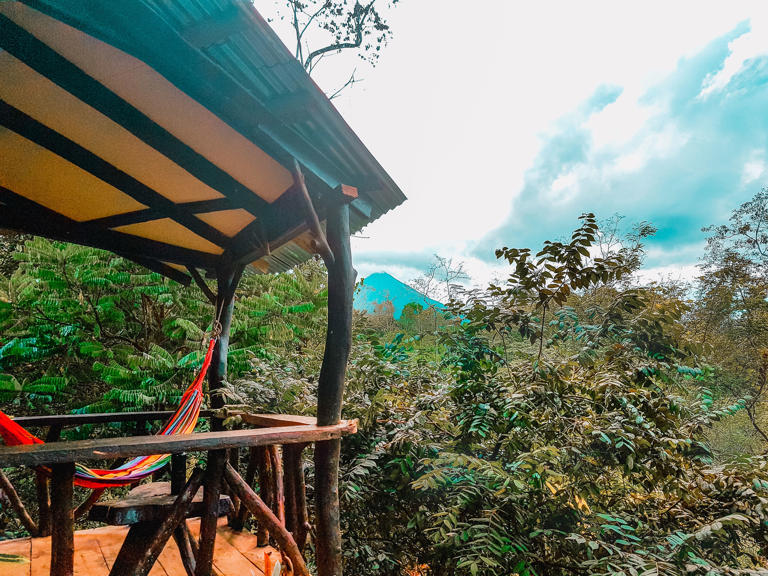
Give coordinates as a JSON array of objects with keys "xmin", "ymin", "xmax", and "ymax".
[{"xmin": 3, "ymin": 191, "xmax": 768, "ymax": 575}]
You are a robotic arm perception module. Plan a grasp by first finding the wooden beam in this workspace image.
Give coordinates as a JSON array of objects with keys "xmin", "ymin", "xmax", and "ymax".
[
  {"xmin": 0, "ymin": 421, "xmax": 357, "ymax": 467},
  {"xmin": 50, "ymin": 462, "xmax": 75, "ymax": 576},
  {"xmin": 188, "ymin": 267, "xmax": 217, "ymax": 304},
  {"xmin": 224, "ymin": 463, "xmax": 310, "ymax": 576},
  {"xmin": 0, "ymin": 187, "xmax": 220, "ymax": 270},
  {"xmin": 0, "ymin": 101, "xmax": 232, "ymax": 249},
  {"xmin": 116, "ymin": 252, "xmax": 192, "ymax": 286},
  {"xmin": 12, "ymin": 410, "xmax": 214, "ymax": 428},
  {"xmin": 233, "ymin": 413, "xmax": 317, "ymax": 428},
  {"xmin": 86, "ymin": 199, "xmax": 236, "ymax": 229},
  {"xmin": 292, "ymin": 159, "xmax": 334, "ymax": 264},
  {"xmin": 0, "ymin": 15, "xmax": 274, "ymax": 219}
]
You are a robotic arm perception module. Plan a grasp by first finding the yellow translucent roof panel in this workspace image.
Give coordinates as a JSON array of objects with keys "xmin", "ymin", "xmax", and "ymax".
[
  {"xmin": 0, "ymin": 128, "xmax": 147, "ymax": 221},
  {"xmin": 195, "ymin": 209, "xmax": 256, "ymax": 238},
  {"xmin": 2, "ymin": 2, "xmax": 295, "ymax": 203},
  {"xmin": 0, "ymin": 52, "xmax": 224, "ymax": 204},
  {"xmin": 113, "ymin": 219, "xmax": 224, "ymax": 255}
]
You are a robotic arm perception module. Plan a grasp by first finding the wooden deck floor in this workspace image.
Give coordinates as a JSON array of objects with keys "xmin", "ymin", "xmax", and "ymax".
[{"xmin": 0, "ymin": 519, "xmax": 282, "ymax": 576}]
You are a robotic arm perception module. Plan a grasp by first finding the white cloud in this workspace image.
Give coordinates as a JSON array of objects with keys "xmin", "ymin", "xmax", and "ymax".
[
  {"xmin": 742, "ymin": 150, "xmax": 766, "ymax": 185},
  {"xmin": 258, "ymin": 1, "xmax": 768, "ymax": 285},
  {"xmin": 699, "ymin": 17, "xmax": 768, "ymax": 97}
]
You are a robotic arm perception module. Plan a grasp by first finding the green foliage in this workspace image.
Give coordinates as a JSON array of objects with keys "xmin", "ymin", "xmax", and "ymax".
[{"xmin": 3, "ymin": 210, "xmax": 768, "ymax": 576}]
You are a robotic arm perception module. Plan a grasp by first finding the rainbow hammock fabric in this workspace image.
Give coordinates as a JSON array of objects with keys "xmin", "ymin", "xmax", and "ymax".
[{"xmin": 0, "ymin": 338, "xmax": 216, "ymax": 489}]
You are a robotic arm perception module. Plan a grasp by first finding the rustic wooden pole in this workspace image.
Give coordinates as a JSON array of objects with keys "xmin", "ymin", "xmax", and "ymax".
[
  {"xmin": 223, "ymin": 463, "xmax": 310, "ymax": 576},
  {"xmin": 109, "ymin": 468, "xmax": 203, "ymax": 576},
  {"xmin": 284, "ymin": 443, "xmax": 310, "ymax": 551},
  {"xmin": 195, "ymin": 449, "xmax": 226, "ymax": 576},
  {"xmin": 171, "ymin": 453, "xmax": 187, "ymax": 494},
  {"xmin": 256, "ymin": 445, "xmax": 273, "ymax": 546},
  {"xmin": 173, "ymin": 522, "xmax": 197, "ymax": 576},
  {"xmin": 284, "ymin": 445, "xmax": 298, "ymax": 535},
  {"xmin": 227, "ymin": 438, "xmax": 241, "ymax": 522},
  {"xmin": 194, "ymin": 263, "xmax": 243, "ymax": 575},
  {"xmin": 232, "ymin": 446, "xmax": 259, "ymax": 530},
  {"xmin": 0, "ymin": 468, "xmax": 38, "ymax": 536},
  {"xmin": 270, "ymin": 445, "xmax": 285, "ymax": 526},
  {"xmin": 74, "ymin": 488, "xmax": 105, "ymax": 520},
  {"xmin": 35, "ymin": 470, "xmax": 51, "ymax": 536},
  {"xmin": 50, "ymin": 462, "xmax": 74, "ymax": 576},
  {"xmin": 315, "ymin": 202, "xmax": 354, "ymax": 576}
]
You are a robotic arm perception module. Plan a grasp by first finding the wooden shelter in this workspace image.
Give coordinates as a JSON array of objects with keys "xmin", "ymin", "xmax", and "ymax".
[{"xmin": 0, "ymin": 1, "xmax": 405, "ymax": 575}]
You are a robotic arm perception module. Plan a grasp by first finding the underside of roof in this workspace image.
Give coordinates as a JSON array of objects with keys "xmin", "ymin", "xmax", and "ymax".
[{"xmin": 0, "ymin": 0, "xmax": 405, "ymax": 283}]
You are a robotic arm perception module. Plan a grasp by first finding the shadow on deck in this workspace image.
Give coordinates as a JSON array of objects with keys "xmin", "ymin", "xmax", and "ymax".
[{"xmin": 0, "ymin": 519, "xmax": 283, "ymax": 576}]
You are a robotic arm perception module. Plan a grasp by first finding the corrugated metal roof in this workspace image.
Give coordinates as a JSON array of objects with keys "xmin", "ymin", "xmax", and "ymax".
[
  {"xmin": 2, "ymin": 0, "xmax": 404, "ymax": 277},
  {"xmin": 147, "ymin": 0, "xmax": 406, "ymax": 262},
  {"xmin": 145, "ymin": 0, "xmax": 406, "ymax": 272}
]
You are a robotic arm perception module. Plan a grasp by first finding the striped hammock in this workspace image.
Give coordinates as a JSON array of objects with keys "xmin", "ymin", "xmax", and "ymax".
[{"xmin": 0, "ymin": 338, "xmax": 216, "ymax": 489}]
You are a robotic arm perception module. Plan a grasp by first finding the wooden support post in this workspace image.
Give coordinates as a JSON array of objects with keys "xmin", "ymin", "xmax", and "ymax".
[
  {"xmin": 209, "ymin": 264, "xmax": 243, "ymax": 432},
  {"xmin": 171, "ymin": 453, "xmax": 187, "ymax": 494},
  {"xmin": 36, "ymin": 470, "xmax": 51, "ymax": 536},
  {"xmin": 0, "ymin": 468, "xmax": 38, "ymax": 536},
  {"xmin": 224, "ymin": 463, "xmax": 310, "ymax": 576},
  {"xmin": 315, "ymin": 202, "xmax": 354, "ymax": 576},
  {"xmin": 256, "ymin": 445, "xmax": 273, "ymax": 546},
  {"xmin": 194, "ymin": 263, "xmax": 243, "ymax": 574},
  {"xmin": 227, "ymin": 441, "xmax": 241, "ymax": 522},
  {"xmin": 173, "ymin": 522, "xmax": 197, "ymax": 576},
  {"xmin": 50, "ymin": 462, "xmax": 74, "ymax": 576},
  {"xmin": 109, "ymin": 468, "xmax": 203, "ymax": 576},
  {"xmin": 270, "ymin": 445, "xmax": 285, "ymax": 526},
  {"xmin": 195, "ymin": 450, "xmax": 226, "ymax": 576},
  {"xmin": 74, "ymin": 488, "xmax": 105, "ymax": 520},
  {"xmin": 284, "ymin": 443, "xmax": 310, "ymax": 551},
  {"xmin": 232, "ymin": 446, "xmax": 259, "ymax": 531}
]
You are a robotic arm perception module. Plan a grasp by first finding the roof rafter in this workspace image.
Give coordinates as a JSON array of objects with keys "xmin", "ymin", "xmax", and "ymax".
[
  {"xmin": 0, "ymin": 14, "xmax": 273, "ymax": 219},
  {"xmin": 0, "ymin": 186, "xmax": 219, "ymax": 273},
  {"xmin": 0, "ymin": 99, "xmax": 233, "ymax": 249}
]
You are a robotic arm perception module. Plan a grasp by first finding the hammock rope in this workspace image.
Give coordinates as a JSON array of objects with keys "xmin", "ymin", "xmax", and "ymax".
[{"xmin": 0, "ymin": 338, "xmax": 217, "ymax": 489}]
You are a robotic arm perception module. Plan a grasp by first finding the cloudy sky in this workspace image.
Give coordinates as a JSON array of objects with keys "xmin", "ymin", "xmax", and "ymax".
[{"xmin": 263, "ymin": 1, "xmax": 768, "ymax": 287}]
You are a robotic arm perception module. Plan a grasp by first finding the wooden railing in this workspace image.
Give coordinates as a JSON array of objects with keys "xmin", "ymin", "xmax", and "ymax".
[{"xmin": 0, "ymin": 411, "xmax": 357, "ymax": 576}]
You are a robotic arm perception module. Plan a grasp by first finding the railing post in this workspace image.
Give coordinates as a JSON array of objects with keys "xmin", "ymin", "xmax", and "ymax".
[
  {"xmin": 50, "ymin": 462, "xmax": 74, "ymax": 576},
  {"xmin": 315, "ymin": 202, "xmax": 355, "ymax": 576},
  {"xmin": 196, "ymin": 263, "xmax": 243, "ymax": 576}
]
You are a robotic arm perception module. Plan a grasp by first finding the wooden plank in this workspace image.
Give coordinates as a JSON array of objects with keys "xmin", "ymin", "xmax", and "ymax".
[
  {"xmin": 13, "ymin": 412, "xmax": 215, "ymax": 428},
  {"xmin": 208, "ymin": 528, "xmax": 263, "ymax": 576},
  {"xmin": 233, "ymin": 414, "xmax": 317, "ymax": 428},
  {"xmin": 217, "ymin": 529, "xmax": 277, "ymax": 575},
  {"xmin": 155, "ymin": 536, "xmax": 188, "ymax": 576},
  {"xmin": 94, "ymin": 526, "xmax": 168, "ymax": 576},
  {"xmin": 72, "ymin": 536, "xmax": 108, "ymax": 576},
  {"xmin": 29, "ymin": 535, "xmax": 51, "ymax": 576},
  {"xmin": 0, "ymin": 537, "xmax": 31, "ymax": 576},
  {"xmin": 0, "ymin": 524, "xmax": 280, "ymax": 576},
  {"xmin": 0, "ymin": 422, "xmax": 357, "ymax": 467},
  {"xmin": 89, "ymin": 482, "xmax": 230, "ymax": 526}
]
